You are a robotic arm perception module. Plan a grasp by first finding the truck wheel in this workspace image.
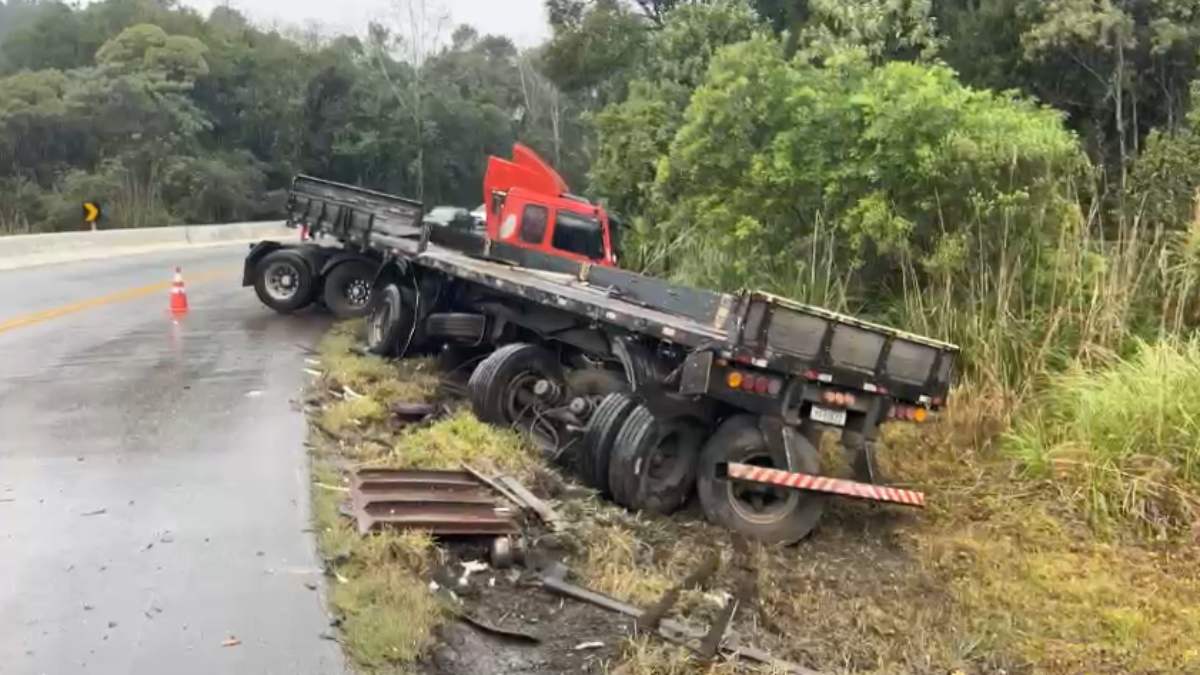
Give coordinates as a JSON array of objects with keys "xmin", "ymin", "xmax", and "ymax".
[
  {"xmin": 322, "ymin": 260, "xmax": 376, "ymax": 319},
  {"xmin": 696, "ymin": 415, "xmax": 825, "ymax": 545},
  {"xmin": 254, "ymin": 250, "xmax": 315, "ymax": 313},
  {"xmin": 469, "ymin": 343, "xmax": 563, "ymax": 430},
  {"xmin": 580, "ymin": 393, "xmax": 636, "ymax": 495},
  {"xmin": 366, "ymin": 283, "xmax": 413, "ymax": 357},
  {"xmin": 607, "ymin": 405, "xmax": 703, "ymax": 515}
]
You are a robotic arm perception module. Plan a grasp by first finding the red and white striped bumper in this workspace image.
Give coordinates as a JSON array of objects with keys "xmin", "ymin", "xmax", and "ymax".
[{"xmin": 722, "ymin": 462, "xmax": 926, "ymax": 508}]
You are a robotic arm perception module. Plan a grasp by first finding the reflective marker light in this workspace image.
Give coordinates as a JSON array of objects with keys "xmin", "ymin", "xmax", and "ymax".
[
  {"xmin": 754, "ymin": 376, "xmax": 770, "ymax": 394},
  {"xmin": 726, "ymin": 371, "xmax": 744, "ymax": 389}
]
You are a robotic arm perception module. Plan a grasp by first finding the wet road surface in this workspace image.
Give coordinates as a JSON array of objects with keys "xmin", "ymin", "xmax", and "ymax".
[{"xmin": 0, "ymin": 246, "xmax": 346, "ymax": 674}]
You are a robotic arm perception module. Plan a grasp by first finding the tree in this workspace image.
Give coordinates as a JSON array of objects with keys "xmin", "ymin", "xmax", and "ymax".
[
  {"xmin": 937, "ymin": 0, "xmax": 1200, "ymax": 200},
  {"xmin": 589, "ymin": 1, "xmax": 764, "ymax": 221},
  {"xmin": 540, "ymin": 0, "xmax": 649, "ymax": 104},
  {"xmin": 367, "ymin": 0, "xmax": 449, "ymax": 201},
  {"xmin": 647, "ymin": 36, "xmax": 1084, "ymax": 306}
]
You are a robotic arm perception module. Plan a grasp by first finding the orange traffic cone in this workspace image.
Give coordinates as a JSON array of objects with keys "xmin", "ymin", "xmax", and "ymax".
[{"xmin": 170, "ymin": 266, "xmax": 189, "ymax": 315}]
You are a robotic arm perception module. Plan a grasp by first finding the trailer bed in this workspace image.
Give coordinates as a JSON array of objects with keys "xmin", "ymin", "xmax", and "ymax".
[{"xmin": 287, "ymin": 175, "xmax": 959, "ymax": 406}]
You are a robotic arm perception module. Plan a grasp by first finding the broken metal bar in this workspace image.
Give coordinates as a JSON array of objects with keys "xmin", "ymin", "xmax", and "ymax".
[
  {"xmin": 461, "ymin": 463, "xmax": 526, "ymax": 510},
  {"xmin": 496, "ymin": 474, "xmax": 562, "ymax": 531},
  {"xmin": 455, "ymin": 611, "xmax": 541, "ymax": 644}
]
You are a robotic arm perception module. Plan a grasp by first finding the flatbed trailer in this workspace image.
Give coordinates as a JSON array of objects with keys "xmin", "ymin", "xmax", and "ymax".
[{"xmin": 244, "ymin": 159, "xmax": 959, "ymax": 544}]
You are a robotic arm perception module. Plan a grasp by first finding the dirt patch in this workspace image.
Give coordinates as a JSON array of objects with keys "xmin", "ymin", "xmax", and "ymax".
[{"xmin": 419, "ymin": 557, "xmax": 634, "ymax": 675}]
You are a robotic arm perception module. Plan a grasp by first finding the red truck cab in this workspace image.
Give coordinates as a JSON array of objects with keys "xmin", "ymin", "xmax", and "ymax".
[{"xmin": 483, "ymin": 144, "xmax": 617, "ymax": 267}]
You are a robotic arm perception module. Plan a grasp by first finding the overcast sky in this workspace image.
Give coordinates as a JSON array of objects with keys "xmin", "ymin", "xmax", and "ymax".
[{"xmin": 181, "ymin": 0, "xmax": 551, "ymax": 46}]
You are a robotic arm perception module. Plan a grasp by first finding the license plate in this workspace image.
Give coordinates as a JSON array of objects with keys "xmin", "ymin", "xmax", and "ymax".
[{"xmin": 810, "ymin": 405, "xmax": 847, "ymax": 427}]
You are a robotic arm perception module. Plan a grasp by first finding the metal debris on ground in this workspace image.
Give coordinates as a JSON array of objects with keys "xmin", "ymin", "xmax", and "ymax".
[
  {"xmin": 573, "ymin": 641, "xmax": 604, "ymax": 650},
  {"xmin": 81, "ymin": 508, "xmax": 107, "ymax": 517},
  {"xmin": 638, "ymin": 552, "xmax": 720, "ymax": 634},
  {"xmin": 454, "ymin": 610, "xmax": 542, "ymax": 644},
  {"xmin": 489, "ymin": 535, "xmax": 524, "ymax": 568},
  {"xmin": 349, "ymin": 468, "xmax": 517, "ymax": 536},
  {"xmin": 537, "ymin": 562, "xmax": 819, "ymax": 675},
  {"xmin": 461, "ymin": 463, "xmax": 525, "ymax": 508},
  {"xmin": 495, "ymin": 475, "xmax": 563, "ymax": 531},
  {"xmin": 221, "ymin": 637, "xmax": 241, "ymax": 647},
  {"xmin": 391, "ymin": 401, "xmax": 437, "ymax": 421}
]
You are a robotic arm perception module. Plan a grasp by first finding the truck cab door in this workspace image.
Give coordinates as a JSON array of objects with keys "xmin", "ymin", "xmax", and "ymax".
[{"xmin": 495, "ymin": 193, "xmax": 616, "ymax": 267}]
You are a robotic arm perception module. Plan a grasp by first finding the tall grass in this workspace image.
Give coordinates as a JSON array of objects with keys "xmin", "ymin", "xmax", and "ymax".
[{"xmin": 1006, "ymin": 339, "xmax": 1200, "ymax": 534}]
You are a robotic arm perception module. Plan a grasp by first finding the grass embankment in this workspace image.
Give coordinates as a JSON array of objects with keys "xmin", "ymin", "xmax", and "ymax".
[
  {"xmin": 308, "ymin": 324, "xmax": 545, "ymax": 672},
  {"xmin": 307, "ymin": 323, "xmax": 1200, "ymax": 673}
]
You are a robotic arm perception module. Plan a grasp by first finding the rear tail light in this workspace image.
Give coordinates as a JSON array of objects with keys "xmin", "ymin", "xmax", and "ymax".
[
  {"xmin": 888, "ymin": 404, "xmax": 930, "ymax": 423},
  {"xmin": 821, "ymin": 390, "xmax": 857, "ymax": 408},
  {"xmin": 724, "ymin": 371, "xmax": 783, "ymax": 398}
]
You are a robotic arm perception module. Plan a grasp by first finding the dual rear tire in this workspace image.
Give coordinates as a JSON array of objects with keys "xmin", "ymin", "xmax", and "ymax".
[
  {"xmin": 444, "ymin": 338, "xmax": 828, "ymax": 544},
  {"xmin": 253, "ymin": 250, "xmax": 375, "ymax": 319}
]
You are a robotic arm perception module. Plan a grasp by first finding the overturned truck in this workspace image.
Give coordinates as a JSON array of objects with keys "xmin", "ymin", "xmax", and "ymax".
[{"xmin": 246, "ymin": 145, "xmax": 958, "ymax": 543}]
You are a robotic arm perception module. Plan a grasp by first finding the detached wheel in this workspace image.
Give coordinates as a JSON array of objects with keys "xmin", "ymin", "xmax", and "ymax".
[
  {"xmin": 366, "ymin": 283, "xmax": 415, "ymax": 357},
  {"xmin": 697, "ymin": 415, "xmax": 825, "ymax": 545},
  {"xmin": 580, "ymin": 393, "xmax": 636, "ymax": 495},
  {"xmin": 254, "ymin": 250, "xmax": 315, "ymax": 313},
  {"xmin": 468, "ymin": 343, "xmax": 563, "ymax": 430},
  {"xmin": 322, "ymin": 260, "xmax": 376, "ymax": 319},
  {"xmin": 607, "ymin": 405, "xmax": 704, "ymax": 515}
]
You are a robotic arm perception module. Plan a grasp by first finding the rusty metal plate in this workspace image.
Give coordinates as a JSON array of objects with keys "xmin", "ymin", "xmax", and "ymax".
[{"xmin": 350, "ymin": 468, "xmax": 517, "ymax": 535}]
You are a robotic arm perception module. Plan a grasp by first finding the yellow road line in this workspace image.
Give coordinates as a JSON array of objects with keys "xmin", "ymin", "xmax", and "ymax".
[{"xmin": 0, "ymin": 266, "xmax": 237, "ymax": 335}]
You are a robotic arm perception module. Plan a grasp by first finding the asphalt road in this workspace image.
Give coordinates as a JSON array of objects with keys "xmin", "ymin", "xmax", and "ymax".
[{"xmin": 0, "ymin": 245, "xmax": 346, "ymax": 674}]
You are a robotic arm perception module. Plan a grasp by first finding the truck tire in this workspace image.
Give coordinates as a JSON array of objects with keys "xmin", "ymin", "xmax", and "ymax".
[
  {"xmin": 607, "ymin": 405, "xmax": 703, "ymax": 515},
  {"xmin": 469, "ymin": 343, "xmax": 563, "ymax": 429},
  {"xmin": 580, "ymin": 393, "xmax": 636, "ymax": 495},
  {"xmin": 254, "ymin": 249, "xmax": 315, "ymax": 313},
  {"xmin": 696, "ymin": 416, "xmax": 825, "ymax": 544},
  {"xmin": 366, "ymin": 283, "xmax": 413, "ymax": 357},
  {"xmin": 426, "ymin": 313, "xmax": 488, "ymax": 343},
  {"xmin": 322, "ymin": 260, "xmax": 376, "ymax": 319}
]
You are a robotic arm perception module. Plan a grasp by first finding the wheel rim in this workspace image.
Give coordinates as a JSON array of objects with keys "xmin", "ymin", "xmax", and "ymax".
[
  {"xmin": 369, "ymin": 297, "xmax": 392, "ymax": 346},
  {"xmin": 727, "ymin": 451, "xmax": 800, "ymax": 524},
  {"xmin": 643, "ymin": 429, "xmax": 689, "ymax": 486},
  {"xmin": 344, "ymin": 278, "xmax": 371, "ymax": 307},
  {"xmin": 264, "ymin": 261, "xmax": 302, "ymax": 301},
  {"xmin": 502, "ymin": 371, "xmax": 543, "ymax": 426}
]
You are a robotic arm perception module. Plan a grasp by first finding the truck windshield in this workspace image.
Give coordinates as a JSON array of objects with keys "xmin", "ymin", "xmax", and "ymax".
[{"xmin": 552, "ymin": 211, "xmax": 604, "ymax": 260}]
